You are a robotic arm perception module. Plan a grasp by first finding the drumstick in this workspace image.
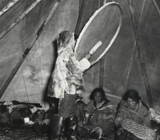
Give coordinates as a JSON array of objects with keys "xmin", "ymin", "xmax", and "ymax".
[
  {"xmin": 89, "ymin": 41, "xmax": 102, "ymax": 55},
  {"xmin": 85, "ymin": 41, "xmax": 102, "ymax": 59}
]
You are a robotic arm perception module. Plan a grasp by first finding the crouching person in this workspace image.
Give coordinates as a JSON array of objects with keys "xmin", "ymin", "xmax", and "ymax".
[
  {"xmin": 32, "ymin": 97, "xmax": 59, "ymax": 136},
  {"xmin": 115, "ymin": 89, "xmax": 156, "ymax": 140},
  {"xmin": 78, "ymin": 88, "xmax": 116, "ymax": 140}
]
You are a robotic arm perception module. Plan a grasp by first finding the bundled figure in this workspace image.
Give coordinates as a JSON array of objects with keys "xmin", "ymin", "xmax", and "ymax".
[
  {"xmin": 115, "ymin": 89, "xmax": 157, "ymax": 140},
  {"xmin": 47, "ymin": 31, "xmax": 91, "ymax": 140},
  {"xmin": 48, "ymin": 31, "xmax": 90, "ymax": 100},
  {"xmin": 78, "ymin": 88, "xmax": 116, "ymax": 140}
]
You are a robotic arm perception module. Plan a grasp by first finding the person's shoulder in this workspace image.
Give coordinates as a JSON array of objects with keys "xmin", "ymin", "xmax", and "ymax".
[
  {"xmin": 103, "ymin": 99, "xmax": 115, "ymax": 109},
  {"xmin": 117, "ymin": 100, "xmax": 128, "ymax": 109},
  {"xmin": 104, "ymin": 99, "xmax": 113, "ymax": 105}
]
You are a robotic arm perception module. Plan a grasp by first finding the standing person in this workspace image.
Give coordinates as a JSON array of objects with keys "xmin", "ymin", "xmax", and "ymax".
[
  {"xmin": 47, "ymin": 31, "xmax": 91, "ymax": 140},
  {"xmin": 115, "ymin": 89, "xmax": 156, "ymax": 140},
  {"xmin": 80, "ymin": 87, "xmax": 116, "ymax": 140}
]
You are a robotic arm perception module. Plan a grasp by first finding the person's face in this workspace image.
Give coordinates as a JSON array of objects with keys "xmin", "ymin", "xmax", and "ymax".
[
  {"xmin": 94, "ymin": 92, "xmax": 103, "ymax": 103},
  {"xmin": 127, "ymin": 98, "xmax": 137, "ymax": 110}
]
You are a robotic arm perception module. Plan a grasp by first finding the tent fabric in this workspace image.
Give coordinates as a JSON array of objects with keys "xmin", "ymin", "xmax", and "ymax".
[{"xmin": 0, "ymin": 0, "xmax": 160, "ymax": 112}]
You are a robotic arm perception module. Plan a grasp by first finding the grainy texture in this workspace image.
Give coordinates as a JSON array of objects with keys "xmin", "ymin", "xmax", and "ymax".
[{"xmin": 0, "ymin": 123, "xmax": 49, "ymax": 140}]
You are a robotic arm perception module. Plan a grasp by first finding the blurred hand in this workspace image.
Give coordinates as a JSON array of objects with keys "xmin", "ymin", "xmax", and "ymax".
[
  {"xmin": 8, "ymin": 105, "xmax": 13, "ymax": 113},
  {"xmin": 150, "ymin": 108, "xmax": 156, "ymax": 118},
  {"xmin": 150, "ymin": 108, "xmax": 160, "ymax": 123},
  {"xmin": 155, "ymin": 116, "xmax": 160, "ymax": 123},
  {"xmin": 83, "ymin": 112, "xmax": 90, "ymax": 124},
  {"xmin": 30, "ymin": 105, "xmax": 38, "ymax": 114}
]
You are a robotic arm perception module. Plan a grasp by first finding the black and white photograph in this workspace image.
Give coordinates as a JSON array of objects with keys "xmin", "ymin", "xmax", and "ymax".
[{"xmin": 0, "ymin": 0, "xmax": 160, "ymax": 139}]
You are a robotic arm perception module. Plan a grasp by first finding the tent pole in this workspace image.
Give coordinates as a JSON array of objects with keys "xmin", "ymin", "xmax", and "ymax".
[
  {"xmin": 0, "ymin": 0, "xmax": 21, "ymax": 17},
  {"xmin": 0, "ymin": 0, "xmax": 42, "ymax": 40},
  {"xmin": 128, "ymin": 0, "xmax": 153, "ymax": 108},
  {"xmin": 99, "ymin": 0, "xmax": 106, "ymax": 88},
  {"xmin": 75, "ymin": 0, "xmax": 87, "ymax": 35},
  {"xmin": 0, "ymin": 45, "xmax": 33, "ymax": 98}
]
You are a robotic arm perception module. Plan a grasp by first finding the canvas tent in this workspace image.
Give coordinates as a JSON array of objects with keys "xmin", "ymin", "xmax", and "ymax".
[{"xmin": 0, "ymin": 0, "xmax": 160, "ymax": 113}]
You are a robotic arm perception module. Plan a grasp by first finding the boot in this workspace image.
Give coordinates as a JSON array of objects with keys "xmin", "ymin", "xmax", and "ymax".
[
  {"xmin": 66, "ymin": 115, "xmax": 78, "ymax": 140},
  {"xmin": 50, "ymin": 115, "xmax": 65, "ymax": 140}
]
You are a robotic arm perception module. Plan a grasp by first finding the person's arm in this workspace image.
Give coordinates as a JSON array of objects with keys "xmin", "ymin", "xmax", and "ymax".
[
  {"xmin": 115, "ymin": 100, "xmax": 128, "ymax": 127},
  {"xmin": 68, "ymin": 55, "xmax": 91, "ymax": 73},
  {"xmin": 115, "ymin": 101, "xmax": 128, "ymax": 135},
  {"xmin": 87, "ymin": 103, "xmax": 116, "ymax": 136},
  {"xmin": 105, "ymin": 104, "xmax": 116, "ymax": 121}
]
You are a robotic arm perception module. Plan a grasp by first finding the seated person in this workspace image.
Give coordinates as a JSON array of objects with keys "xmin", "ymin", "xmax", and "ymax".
[
  {"xmin": 75, "ymin": 95, "xmax": 86, "ymax": 126},
  {"xmin": 115, "ymin": 89, "xmax": 156, "ymax": 140},
  {"xmin": 32, "ymin": 97, "xmax": 59, "ymax": 136},
  {"xmin": 0, "ymin": 101, "xmax": 33, "ymax": 125},
  {"xmin": 78, "ymin": 87, "xmax": 115, "ymax": 140}
]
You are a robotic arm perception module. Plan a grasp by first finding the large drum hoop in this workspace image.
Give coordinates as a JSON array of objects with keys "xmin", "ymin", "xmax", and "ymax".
[{"xmin": 75, "ymin": 2, "xmax": 123, "ymax": 66}]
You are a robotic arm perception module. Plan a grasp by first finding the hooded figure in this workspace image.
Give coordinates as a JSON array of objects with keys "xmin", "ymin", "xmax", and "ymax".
[
  {"xmin": 48, "ymin": 31, "xmax": 91, "ymax": 140},
  {"xmin": 48, "ymin": 31, "xmax": 90, "ymax": 100}
]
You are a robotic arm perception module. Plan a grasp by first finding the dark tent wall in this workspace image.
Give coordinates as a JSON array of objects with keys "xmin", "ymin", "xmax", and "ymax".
[
  {"xmin": 134, "ymin": 0, "xmax": 160, "ymax": 110},
  {"xmin": 74, "ymin": 0, "xmax": 160, "ymax": 110},
  {"xmin": 114, "ymin": 0, "xmax": 160, "ymax": 110},
  {"xmin": 0, "ymin": 0, "xmax": 160, "ymax": 111}
]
